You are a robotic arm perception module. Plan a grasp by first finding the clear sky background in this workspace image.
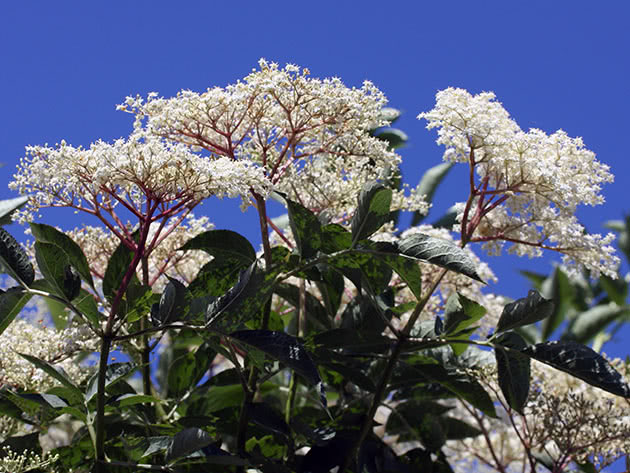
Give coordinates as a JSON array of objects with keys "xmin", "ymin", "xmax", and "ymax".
[{"xmin": 1, "ymin": 2, "xmax": 629, "ymax": 354}]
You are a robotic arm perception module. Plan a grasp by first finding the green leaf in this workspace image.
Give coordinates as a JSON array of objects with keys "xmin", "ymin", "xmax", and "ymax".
[
  {"xmin": 167, "ymin": 347, "xmax": 210, "ymax": 399},
  {"xmin": 275, "ymin": 283, "xmax": 332, "ymax": 330},
  {"xmin": 114, "ymin": 393, "xmax": 159, "ymax": 407},
  {"xmin": 85, "ymin": 362, "xmax": 137, "ymax": 402},
  {"xmin": 443, "ymin": 293, "xmax": 486, "ymax": 335},
  {"xmin": 568, "ymin": 303, "xmax": 630, "ymax": 344},
  {"xmin": 247, "ymin": 402, "xmax": 290, "ymax": 437},
  {"xmin": 363, "ymin": 241, "xmax": 423, "ymax": 299},
  {"xmin": 350, "ymin": 181, "xmax": 393, "ymax": 245},
  {"xmin": 205, "ymin": 262, "xmax": 280, "ymax": 330},
  {"xmin": 102, "ymin": 238, "xmax": 134, "ymax": 302},
  {"xmin": 0, "ymin": 196, "xmax": 28, "ymax": 226},
  {"xmin": 166, "ymin": 427, "xmax": 213, "ymax": 462},
  {"xmin": 441, "ymin": 417, "xmax": 482, "ymax": 440},
  {"xmin": 72, "ymin": 288, "xmax": 102, "ymax": 327},
  {"xmin": 397, "ymin": 233, "xmax": 484, "ymax": 283},
  {"xmin": 156, "ymin": 277, "xmax": 190, "ymax": 324},
  {"xmin": 494, "ymin": 332, "xmax": 530, "ymax": 414},
  {"xmin": 17, "ymin": 353, "xmax": 82, "ymax": 396},
  {"xmin": 180, "ymin": 229, "xmax": 256, "ymax": 264},
  {"xmin": 0, "ymin": 227, "xmax": 34, "ymax": 286},
  {"xmin": 34, "ymin": 242, "xmax": 71, "ymax": 299},
  {"xmin": 599, "ymin": 274, "xmax": 628, "ymax": 306},
  {"xmin": 286, "ymin": 198, "xmax": 322, "ymax": 259},
  {"xmin": 542, "ymin": 268, "xmax": 574, "ymax": 340},
  {"xmin": 373, "ymin": 128, "xmax": 408, "ymax": 149},
  {"xmin": 522, "ymin": 341, "xmax": 630, "ymax": 397},
  {"xmin": 411, "ymin": 162, "xmax": 453, "ymax": 226},
  {"xmin": 30, "ymin": 223, "xmax": 94, "ymax": 289},
  {"xmin": 0, "ymin": 287, "xmax": 31, "ymax": 335},
  {"xmin": 314, "ymin": 268, "xmax": 344, "ymax": 318},
  {"xmin": 188, "ymin": 258, "xmax": 249, "ymax": 298},
  {"xmin": 496, "ymin": 290, "xmax": 554, "ymax": 334},
  {"xmin": 229, "ymin": 329, "xmax": 326, "ymax": 408},
  {"xmin": 320, "ymin": 224, "xmax": 352, "ymax": 253}
]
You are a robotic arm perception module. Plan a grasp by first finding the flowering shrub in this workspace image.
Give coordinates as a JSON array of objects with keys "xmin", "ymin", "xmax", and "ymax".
[{"xmin": 0, "ymin": 62, "xmax": 628, "ymax": 473}]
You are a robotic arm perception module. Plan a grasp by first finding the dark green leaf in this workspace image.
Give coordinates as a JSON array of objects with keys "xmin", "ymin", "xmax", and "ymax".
[
  {"xmin": 156, "ymin": 277, "xmax": 190, "ymax": 324},
  {"xmin": 229, "ymin": 329, "xmax": 326, "ymax": 407},
  {"xmin": 166, "ymin": 427, "xmax": 213, "ymax": 462},
  {"xmin": 102, "ymin": 238, "xmax": 134, "ymax": 302},
  {"xmin": 363, "ymin": 241, "xmax": 423, "ymax": 299},
  {"xmin": 320, "ymin": 224, "xmax": 352, "ymax": 253},
  {"xmin": 444, "ymin": 293, "xmax": 486, "ymax": 335},
  {"xmin": 35, "ymin": 242, "xmax": 71, "ymax": 299},
  {"xmin": 286, "ymin": 198, "xmax": 322, "ymax": 259},
  {"xmin": 30, "ymin": 223, "xmax": 95, "ymax": 289},
  {"xmin": 275, "ymin": 283, "xmax": 332, "ymax": 330},
  {"xmin": 72, "ymin": 288, "xmax": 102, "ymax": 326},
  {"xmin": 180, "ymin": 229, "xmax": 256, "ymax": 263},
  {"xmin": 0, "ymin": 227, "xmax": 34, "ymax": 286},
  {"xmin": 350, "ymin": 181, "xmax": 393, "ymax": 244},
  {"xmin": 62, "ymin": 265, "xmax": 81, "ymax": 300},
  {"xmin": 313, "ymin": 328, "xmax": 393, "ymax": 354},
  {"xmin": 205, "ymin": 262, "xmax": 279, "ymax": 330},
  {"xmin": 397, "ymin": 233, "xmax": 484, "ymax": 283},
  {"xmin": 496, "ymin": 290, "xmax": 554, "ymax": 334},
  {"xmin": 0, "ymin": 287, "xmax": 31, "ymax": 335},
  {"xmin": 0, "ymin": 196, "xmax": 28, "ymax": 226},
  {"xmin": 247, "ymin": 402, "xmax": 290, "ymax": 437},
  {"xmin": 314, "ymin": 268, "xmax": 344, "ymax": 318},
  {"xmin": 0, "ymin": 433, "xmax": 41, "ymax": 457},
  {"xmin": 522, "ymin": 341, "xmax": 630, "ymax": 397},
  {"xmin": 188, "ymin": 258, "xmax": 248, "ymax": 298},
  {"xmin": 494, "ymin": 332, "xmax": 530, "ymax": 414},
  {"xmin": 86, "ymin": 362, "xmax": 137, "ymax": 402},
  {"xmin": 411, "ymin": 162, "xmax": 453, "ymax": 226},
  {"xmin": 441, "ymin": 417, "xmax": 482, "ymax": 440}
]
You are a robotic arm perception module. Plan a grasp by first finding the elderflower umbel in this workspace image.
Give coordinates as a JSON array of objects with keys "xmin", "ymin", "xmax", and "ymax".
[
  {"xmin": 9, "ymin": 131, "xmax": 271, "ymax": 224},
  {"xmin": 418, "ymin": 88, "xmax": 618, "ymax": 278},
  {"xmin": 444, "ymin": 356, "xmax": 630, "ymax": 473},
  {"xmin": 0, "ymin": 447, "xmax": 59, "ymax": 473},
  {"xmin": 120, "ymin": 59, "xmax": 428, "ymax": 220},
  {"xmin": 0, "ymin": 319, "xmax": 96, "ymax": 391}
]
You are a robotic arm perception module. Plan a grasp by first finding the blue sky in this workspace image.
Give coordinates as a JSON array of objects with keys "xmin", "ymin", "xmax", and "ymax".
[{"xmin": 2, "ymin": 2, "xmax": 630, "ymax": 354}]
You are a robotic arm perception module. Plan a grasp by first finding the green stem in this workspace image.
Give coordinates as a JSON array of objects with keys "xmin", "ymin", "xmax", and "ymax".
[
  {"xmin": 94, "ymin": 335, "xmax": 113, "ymax": 473},
  {"xmin": 285, "ymin": 280, "xmax": 306, "ymax": 425},
  {"xmin": 95, "ymin": 219, "xmax": 153, "ymax": 472},
  {"xmin": 340, "ymin": 267, "xmax": 449, "ymax": 472},
  {"xmin": 235, "ymin": 192, "xmax": 274, "ymax": 463}
]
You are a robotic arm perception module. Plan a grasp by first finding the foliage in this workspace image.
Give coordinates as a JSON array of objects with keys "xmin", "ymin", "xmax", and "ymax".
[{"xmin": 0, "ymin": 64, "xmax": 628, "ymax": 473}]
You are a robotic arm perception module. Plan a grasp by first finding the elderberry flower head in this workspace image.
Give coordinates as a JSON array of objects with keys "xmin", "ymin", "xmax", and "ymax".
[
  {"xmin": 9, "ymin": 131, "xmax": 271, "ymax": 223},
  {"xmin": 418, "ymin": 88, "xmax": 618, "ymax": 278},
  {"xmin": 120, "ymin": 59, "xmax": 428, "ymax": 219}
]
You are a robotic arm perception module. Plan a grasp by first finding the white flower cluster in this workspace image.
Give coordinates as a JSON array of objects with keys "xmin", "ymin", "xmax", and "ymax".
[
  {"xmin": 67, "ymin": 215, "xmax": 213, "ymax": 291},
  {"xmin": 0, "ymin": 446, "xmax": 58, "ymax": 473},
  {"xmin": 120, "ymin": 59, "xmax": 427, "ymax": 219},
  {"xmin": 9, "ymin": 131, "xmax": 271, "ymax": 223},
  {"xmin": 419, "ymin": 88, "xmax": 618, "ymax": 278},
  {"xmin": 445, "ymin": 358, "xmax": 630, "ymax": 472},
  {"xmin": 0, "ymin": 319, "xmax": 96, "ymax": 391}
]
